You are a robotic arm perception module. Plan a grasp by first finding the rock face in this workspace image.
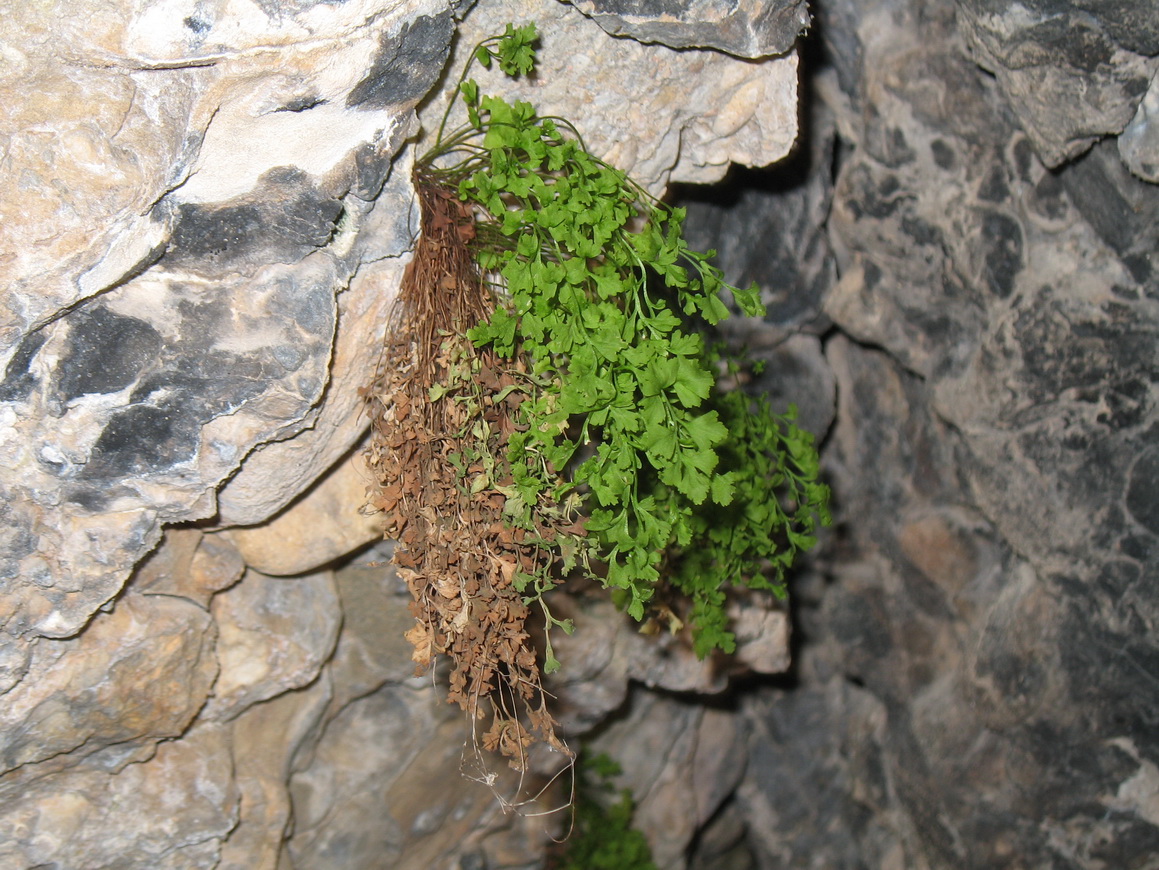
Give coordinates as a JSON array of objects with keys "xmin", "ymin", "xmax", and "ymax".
[
  {"xmin": 957, "ymin": 0, "xmax": 1159, "ymax": 168},
  {"xmin": 0, "ymin": 0, "xmax": 800, "ymax": 867},
  {"xmin": 0, "ymin": 0, "xmax": 442, "ymax": 647},
  {"xmin": 2, "ymin": 0, "xmax": 1155, "ymax": 865},
  {"xmin": 564, "ymin": 0, "xmax": 811, "ymax": 58},
  {"xmin": 669, "ymin": 0, "xmax": 1159, "ymax": 865}
]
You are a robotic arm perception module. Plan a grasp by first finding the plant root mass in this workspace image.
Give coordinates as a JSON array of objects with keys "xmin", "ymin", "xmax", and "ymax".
[
  {"xmin": 365, "ymin": 175, "xmax": 578, "ymax": 767},
  {"xmin": 362, "ymin": 21, "xmax": 830, "ymax": 777}
]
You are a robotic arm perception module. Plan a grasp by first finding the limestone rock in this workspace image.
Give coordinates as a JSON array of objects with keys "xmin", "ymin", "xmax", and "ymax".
[
  {"xmin": 206, "ymin": 568, "xmax": 341, "ymax": 721},
  {"xmin": 678, "ymin": 103, "xmax": 838, "ymax": 343},
  {"xmin": 957, "ymin": 0, "xmax": 1159, "ymax": 167},
  {"xmin": 287, "ymin": 683, "xmax": 439, "ymax": 867},
  {"xmin": 1058, "ymin": 137, "xmax": 1159, "ymax": 285},
  {"xmin": 0, "ymin": 0, "xmax": 831, "ymax": 865},
  {"xmin": 133, "ymin": 525, "xmax": 246, "ymax": 614},
  {"xmin": 1120, "ymin": 71, "xmax": 1159, "ymax": 182},
  {"xmin": 548, "ymin": 594, "xmax": 791, "ymax": 735},
  {"xmin": 735, "ymin": 677, "xmax": 895, "ymax": 869},
  {"xmin": 210, "ymin": 182, "xmax": 417, "ymax": 527},
  {"xmin": 589, "ymin": 690, "xmax": 748, "ymax": 870},
  {"xmin": 0, "ymin": 593, "xmax": 217, "ymax": 777},
  {"xmin": 0, "ymin": 634, "xmax": 31, "ymax": 696},
  {"xmin": 713, "ymin": 0, "xmax": 1159, "ymax": 859},
  {"xmin": 0, "ymin": 0, "xmax": 442, "ymax": 643},
  {"xmin": 220, "ymin": 449, "xmax": 382, "ymax": 577},
  {"xmin": 0, "ymin": 722, "xmax": 237, "ymax": 870},
  {"xmin": 565, "ymin": 0, "xmax": 810, "ymax": 58},
  {"xmin": 218, "ymin": 679, "xmax": 333, "ymax": 870},
  {"xmin": 326, "ymin": 547, "xmax": 421, "ymax": 714},
  {"xmin": 287, "ymin": 682, "xmax": 551, "ymax": 869},
  {"xmin": 1, "ymin": 0, "xmax": 800, "ymax": 664},
  {"xmin": 420, "ymin": 0, "xmax": 800, "ymax": 194}
]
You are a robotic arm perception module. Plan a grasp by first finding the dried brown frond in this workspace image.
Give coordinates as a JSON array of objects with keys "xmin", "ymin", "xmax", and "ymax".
[{"xmin": 363, "ymin": 169, "xmax": 573, "ymax": 773}]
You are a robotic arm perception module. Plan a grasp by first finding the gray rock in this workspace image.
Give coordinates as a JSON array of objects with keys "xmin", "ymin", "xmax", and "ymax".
[
  {"xmin": 206, "ymin": 569, "xmax": 341, "ymax": 722},
  {"xmin": 287, "ymin": 682, "xmax": 553, "ymax": 870},
  {"xmin": 1058, "ymin": 137, "xmax": 1159, "ymax": 285},
  {"xmin": 325, "ymin": 549, "xmax": 425, "ymax": 714},
  {"xmin": 31, "ymin": 0, "xmax": 1159, "ymax": 867},
  {"xmin": 0, "ymin": 0, "xmax": 808, "ymax": 861},
  {"xmin": 421, "ymin": 0, "xmax": 801, "ymax": 194},
  {"xmin": 0, "ymin": 593, "xmax": 217, "ymax": 777},
  {"xmin": 588, "ymin": 689, "xmax": 749, "ymax": 870},
  {"xmin": 677, "ymin": 0, "xmax": 1159, "ymax": 865},
  {"xmin": 957, "ymin": 0, "xmax": 1159, "ymax": 167},
  {"xmin": 0, "ymin": 0, "xmax": 442, "ymax": 643},
  {"xmin": 565, "ymin": 0, "xmax": 810, "ymax": 58},
  {"xmin": 1119, "ymin": 71, "xmax": 1159, "ymax": 181},
  {"xmin": 736, "ymin": 678, "xmax": 899, "ymax": 869},
  {"xmin": 677, "ymin": 99, "xmax": 839, "ymax": 340},
  {"xmin": 218, "ymin": 680, "xmax": 333, "ymax": 870},
  {"xmin": 547, "ymin": 591, "xmax": 790, "ymax": 737}
]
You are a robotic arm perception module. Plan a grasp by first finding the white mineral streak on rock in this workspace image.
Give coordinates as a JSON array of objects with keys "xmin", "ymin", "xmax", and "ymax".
[
  {"xmin": 211, "ymin": 186, "xmax": 416, "ymax": 525},
  {"xmin": 1120, "ymin": 71, "xmax": 1159, "ymax": 183},
  {"xmin": 566, "ymin": 0, "xmax": 810, "ymax": 58}
]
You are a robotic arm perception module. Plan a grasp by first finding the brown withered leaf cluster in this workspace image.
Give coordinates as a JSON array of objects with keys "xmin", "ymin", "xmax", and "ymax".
[{"xmin": 363, "ymin": 174, "xmax": 575, "ymax": 768}]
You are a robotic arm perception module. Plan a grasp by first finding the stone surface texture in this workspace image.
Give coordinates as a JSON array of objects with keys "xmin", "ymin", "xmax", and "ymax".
[
  {"xmin": 666, "ymin": 0, "xmax": 1159, "ymax": 865},
  {"xmin": 565, "ymin": 0, "xmax": 811, "ymax": 58},
  {"xmin": 418, "ymin": 0, "xmax": 799, "ymax": 195},
  {"xmin": 957, "ymin": 0, "xmax": 1159, "ymax": 168},
  {"xmin": 0, "ymin": 0, "xmax": 801, "ymax": 866},
  {"xmin": 2, "ymin": 0, "xmax": 1154, "ymax": 864},
  {"xmin": 0, "ymin": 0, "xmax": 442, "ymax": 647}
]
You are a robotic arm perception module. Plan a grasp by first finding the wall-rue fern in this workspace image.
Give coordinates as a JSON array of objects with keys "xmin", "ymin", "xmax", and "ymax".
[{"xmin": 363, "ymin": 22, "xmax": 830, "ymax": 768}]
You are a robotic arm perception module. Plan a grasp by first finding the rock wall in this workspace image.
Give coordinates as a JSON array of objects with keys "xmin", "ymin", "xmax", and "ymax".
[
  {"xmin": 0, "ymin": 0, "xmax": 803, "ymax": 867},
  {"xmin": 672, "ymin": 0, "xmax": 1159, "ymax": 866},
  {"xmin": 2, "ymin": 0, "xmax": 1156, "ymax": 866}
]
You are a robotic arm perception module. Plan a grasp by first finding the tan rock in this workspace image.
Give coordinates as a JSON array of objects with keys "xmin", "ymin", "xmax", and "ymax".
[
  {"xmin": 287, "ymin": 682, "xmax": 554, "ymax": 869},
  {"xmin": 220, "ymin": 449, "xmax": 383, "ymax": 577},
  {"xmin": 133, "ymin": 526, "xmax": 246, "ymax": 607},
  {"xmin": 206, "ymin": 568, "xmax": 341, "ymax": 721},
  {"xmin": 287, "ymin": 683, "xmax": 442, "ymax": 866},
  {"xmin": 0, "ymin": 0, "xmax": 434, "ymax": 642},
  {"xmin": 327, "ymin": 550, "xmax": 423, "ymax": 714},
  {"xmin": 0, "ymin": 593, "xmax": 217, "ymax": 777},
  {"xmin": 0, "ymin": 722, "xmax": 237, "ymax": 869},
  {"xmin": 548, "ymin": 594, "xmax": 791, "ymax": 733},
  {"xmin": 219, "ymin": 678, "xmax": 333, "ymax": 870},
  {"xmin": 733, "ymin": 597, "xmax": 792, "ymax": 675},
  {"xmin": 589, "ymin": 691, "xmax": 748, "ymax": 870}
]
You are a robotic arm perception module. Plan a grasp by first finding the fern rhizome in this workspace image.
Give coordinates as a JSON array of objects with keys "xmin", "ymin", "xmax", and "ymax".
[{"xmin": 363, "ymin": 22, "xmax": 830, "ymax": 772}]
